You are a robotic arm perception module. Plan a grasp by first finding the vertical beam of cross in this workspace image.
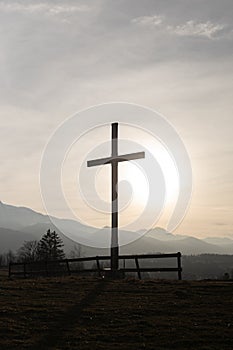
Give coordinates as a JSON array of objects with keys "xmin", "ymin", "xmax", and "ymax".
[
  {"xmin": 111, "ymin": 123, "xmax": 119, "ymax": 270},
  {"xmin": 87, "ymin": 123, "xmax": 145, "ymax": 272}
]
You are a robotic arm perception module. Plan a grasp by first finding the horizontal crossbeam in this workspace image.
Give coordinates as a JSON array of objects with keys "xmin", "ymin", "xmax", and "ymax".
[{"xmin": 87, "ymin": 151, "xmax": 145, "ymax": 168}]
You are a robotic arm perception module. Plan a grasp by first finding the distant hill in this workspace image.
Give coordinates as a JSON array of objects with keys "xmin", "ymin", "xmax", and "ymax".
[
  {"xmin": 0, "ymin": 201, "xmax": 50, "ymax": 230},
  {"xmin": 0, "ymin": 227, "xmax": 38, "ymax": 252},
  {"xmin": 0, "ymin": 201, "xmax": 233, "ymax": 255}
]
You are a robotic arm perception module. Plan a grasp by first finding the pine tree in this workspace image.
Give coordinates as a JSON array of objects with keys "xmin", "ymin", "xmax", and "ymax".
[{"xmin": 38, "ymin": 230, "xmax": 65, "ymax": 261}]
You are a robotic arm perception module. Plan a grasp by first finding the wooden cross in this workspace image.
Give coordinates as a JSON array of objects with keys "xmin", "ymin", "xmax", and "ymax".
[{"xmin": 87, "ymin": 123, "xmax": 145, "ymax": 272}]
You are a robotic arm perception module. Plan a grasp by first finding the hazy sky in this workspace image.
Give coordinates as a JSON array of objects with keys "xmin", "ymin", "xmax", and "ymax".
[{"xmin": 0, "ymin": 0, "xmax": 233, "ymax": 237}]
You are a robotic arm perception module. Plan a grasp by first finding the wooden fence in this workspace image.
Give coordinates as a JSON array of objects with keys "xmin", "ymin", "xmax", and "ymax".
[{"xmin": 8, "ymin": 252, "xmax": 182, "ymax": 280}]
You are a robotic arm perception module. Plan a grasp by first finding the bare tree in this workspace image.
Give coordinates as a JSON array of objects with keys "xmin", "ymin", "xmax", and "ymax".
[
  {"xmin": 5, "ymin": 250, "xmax": 16, "ymax": 265},
  {"xmin": 69, "ymin": 244, "xmax": 83, "ymax": 271},
  {"xmin": 68, "ymin": 244, "xmax": 82, "ymax": 259},
  {"xmin": 17, "ymin": 240, "xmax": 39, "ymax": 263}
]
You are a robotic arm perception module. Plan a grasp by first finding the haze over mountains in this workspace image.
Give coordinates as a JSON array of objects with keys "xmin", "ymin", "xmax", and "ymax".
[{"xmin": 0, "ymin": 201, "xmax": 233, "ymax": 255}]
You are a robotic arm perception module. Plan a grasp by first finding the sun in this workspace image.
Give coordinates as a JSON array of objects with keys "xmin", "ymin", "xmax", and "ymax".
[
  {"xmin": 112, "ymin": 144, "xmax": 179, "ymax": 228},
  {"xmin": 119, "ymin": 143, "xmax": 179, "ymax": 207},
  {"xmin": 61, "ymin": 124, "xmax": 180, "ymax": 229}
]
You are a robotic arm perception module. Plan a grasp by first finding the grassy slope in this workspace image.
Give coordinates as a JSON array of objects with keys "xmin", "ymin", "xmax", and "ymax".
[{"xmin": 0, "ymin": 274, "xmax": 233, "ymax": 349}]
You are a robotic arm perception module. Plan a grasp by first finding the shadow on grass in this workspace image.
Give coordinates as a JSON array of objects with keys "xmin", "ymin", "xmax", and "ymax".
[{"xmin": 33, "ymin": 279, "xmax": 108, "ymax": 349}]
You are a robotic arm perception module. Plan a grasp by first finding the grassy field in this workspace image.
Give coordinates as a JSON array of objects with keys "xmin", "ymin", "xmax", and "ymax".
[{"xmin": 0, "ymin": 274, "xmax": 232, "ymax": 349}]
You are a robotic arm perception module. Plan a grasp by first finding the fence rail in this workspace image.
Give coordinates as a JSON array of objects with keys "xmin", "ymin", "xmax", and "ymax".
[{"xmin": 9, "ymin": 252, "xmax": 182, "ymax": 280}]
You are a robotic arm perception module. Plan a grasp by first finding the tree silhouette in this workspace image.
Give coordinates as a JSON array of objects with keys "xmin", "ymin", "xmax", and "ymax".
[
  {"xmin": 5, "ymin": 249, "xmax": 16, "ymax": 265},
  {"xmin": 69, "ymin": 244, "xmax": 82, "ymax": 259},
  {"xmin": 38, "ymin": 230, "xmax": 65, "ymax": 261},
  {"xmin": 17, "ymin": 240, "xmax": 39, "ymax": 262}
]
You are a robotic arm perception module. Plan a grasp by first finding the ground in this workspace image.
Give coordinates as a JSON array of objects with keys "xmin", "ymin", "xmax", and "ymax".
[{"xmin": 0, "ymin": 272, "xmax": 232, "ymax": 349}]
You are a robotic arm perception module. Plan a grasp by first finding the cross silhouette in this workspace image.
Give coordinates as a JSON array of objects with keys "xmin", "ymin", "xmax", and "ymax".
[{"xmin": 87, "ymin": 123, "xmax": 145, "ymax": 272}]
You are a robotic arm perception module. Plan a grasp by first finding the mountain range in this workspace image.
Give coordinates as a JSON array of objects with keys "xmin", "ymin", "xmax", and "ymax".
[{"xmin": 0, "ymin": 201, "xmax": 233, "ymax": 256}]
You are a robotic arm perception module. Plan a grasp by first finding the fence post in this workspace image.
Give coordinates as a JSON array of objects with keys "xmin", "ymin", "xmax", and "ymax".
[
  {"xmin": 66, "ymin": 259, "xmax": 71, "ymax": 276},
  {"xmin": 23, "ymin": 263, "xmax": 26, "ymax": 278},
  {"xmin": 135, "ymin": 257, "xmax": 141, "ymax": 280},
  {"xmin": 96, "ymin": 257, "xmax": 101, "ymax": 277},
  {"xmin": 8, "ymin": 262, "xmax": 11, "ymax": 278},
  {"xmin": 177, "ymin": 252, "xmax": 182, "ymax": 280}
]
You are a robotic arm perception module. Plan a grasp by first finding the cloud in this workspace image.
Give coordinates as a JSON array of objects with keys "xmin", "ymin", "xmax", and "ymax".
[
  {"xmin": 0, "ymin": 0, "xmax": 232, "ymax": 235},
  {"xmin": 168, "ymin": 20, "xmax": 226, "ymax": 39},
  {"xmin": 131, "ymin": 15, "xmax": 164, "ymax": 27},
  {"xmin": 131, "ymin": 14, "xmax": 228, "ymax": 40},
  {"xmin": 0, "ymin": 2, "xmax": 91, "ymax": 18}
]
